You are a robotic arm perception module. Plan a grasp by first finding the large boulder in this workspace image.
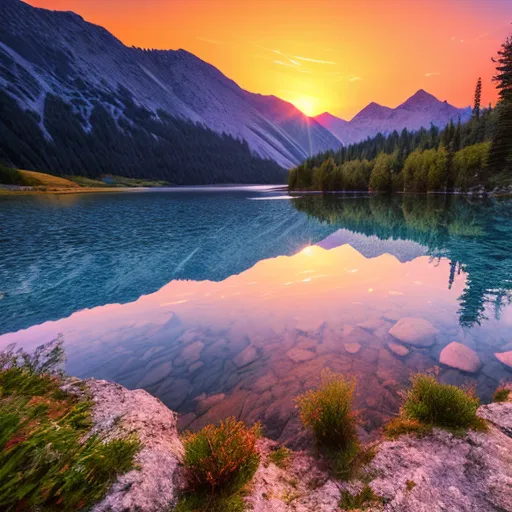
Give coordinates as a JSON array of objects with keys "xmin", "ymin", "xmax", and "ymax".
[
  {"xmin": 440, "ymin": 342, "xmax": 481, "ymax": 373},
  {"xmin": 389, "ymin": 317, "xmax": 439, "ymax": 347},
  {"xmin": 84, "ymin": 380, "xmax": 184, "ymax": 512}
]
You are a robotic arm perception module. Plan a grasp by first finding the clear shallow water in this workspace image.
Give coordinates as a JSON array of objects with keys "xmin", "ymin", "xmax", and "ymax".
[{"xmin": 1, "ymin": 190, "xmax": 512, "ymax": 444}]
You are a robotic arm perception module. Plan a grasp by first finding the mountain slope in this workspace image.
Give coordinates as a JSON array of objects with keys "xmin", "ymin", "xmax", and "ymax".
[
  {"xmin": 315, "ymin": 90, "xmax": 471, "ymax": 146},
  {"xmin": 0, "ymin": 0, "xmax": 340, "ymax": 182}
]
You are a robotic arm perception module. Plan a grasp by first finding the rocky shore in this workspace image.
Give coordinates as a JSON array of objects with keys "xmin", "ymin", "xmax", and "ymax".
[{"xmin": 83, "ymin": 379, "xmax": 512, "ymax": 512}]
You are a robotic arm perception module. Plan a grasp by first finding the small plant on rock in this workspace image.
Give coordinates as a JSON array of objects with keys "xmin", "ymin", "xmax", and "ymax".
[
  {"xmin": 296, "ymin": 369, "xmax": 357, "ymax": 449},
  {"xmin": 268, "ymin": 446, "xmax": 291, "ymax": 469},
  {"xmin": 339, "ymin": 484, "xmax": 384, "ymax": 510},
  {"xmin": 178, "ymin": 417, "xmax": 260, "ymax": 512},
  {"xmin": 493, "ymin": 386, "xmax": 510, "ymax": 403},
  {"xmin": 400, "ymin": 373, "xmax": 484, "ymax": 432},
  {"xmin": 384, "ymin": 417, "xmax": 432, "ymax": 439}
]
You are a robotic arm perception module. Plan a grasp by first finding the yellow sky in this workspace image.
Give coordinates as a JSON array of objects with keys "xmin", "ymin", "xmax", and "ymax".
[{"xmin": 27, "ymin": 0, "xmax": 510, "ymax": 118}]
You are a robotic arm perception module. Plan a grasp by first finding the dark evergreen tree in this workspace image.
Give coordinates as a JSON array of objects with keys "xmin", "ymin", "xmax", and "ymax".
[
  {"xmin": 488, "ymin": 35, "xmax": 512, "ymax": 176},
  {"xmin": 472, "ymin": 77, "xmax": 482, "ymax": 120}
]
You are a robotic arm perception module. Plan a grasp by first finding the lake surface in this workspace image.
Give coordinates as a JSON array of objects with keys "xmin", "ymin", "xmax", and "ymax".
[{"xmin": 1, "ymin": 189, "xmax": 512, "ymax": 444}]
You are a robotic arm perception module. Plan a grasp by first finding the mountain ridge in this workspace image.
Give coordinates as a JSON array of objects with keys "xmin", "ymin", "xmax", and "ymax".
[
  {"xmin": 314, "ymin": 89, "xmax": 471, "ymax": 146},
  {"xmin": 0, "ymin": 0, "xmax": 472, "ymax": 181},
  {"xmin": 0, "ymin": 0, "xmax": 339, "ymax": 176}
]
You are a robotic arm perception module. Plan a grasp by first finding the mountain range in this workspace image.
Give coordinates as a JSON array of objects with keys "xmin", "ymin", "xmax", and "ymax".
[
  {"xmin": 314, "ymin": 90, "xmax": 471, "ymax": 146},
  {"xmin": 0, "ymin": 0, "xmax": 471, "ymax": 184}
]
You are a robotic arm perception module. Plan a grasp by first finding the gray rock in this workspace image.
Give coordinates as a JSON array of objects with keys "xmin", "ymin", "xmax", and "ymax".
[
  {"xmin": 440, "ymin": 342, "xmax": 481, "ymax": 373},
  {"xmin": 368, "ymin": 424, "xmax": 512, "ymax": 512},
  {"xmin": 85, "ymin": 380, "xmax": 184, "ymax": 512}
]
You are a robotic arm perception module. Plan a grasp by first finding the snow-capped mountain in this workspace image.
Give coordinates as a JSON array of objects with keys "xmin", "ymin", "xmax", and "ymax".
[
  {"xmin": 0, "ymin": 0, "xmax": 339, "ymax": 171},
  {"xmin": 315, "ymin": 90, "xmax": 471, "ymax": 146}
]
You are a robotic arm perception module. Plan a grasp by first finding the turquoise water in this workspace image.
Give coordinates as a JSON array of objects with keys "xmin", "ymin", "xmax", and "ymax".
[{"xmin": 1, "ymin": 189, "xmax": 511, "ymax": 443}]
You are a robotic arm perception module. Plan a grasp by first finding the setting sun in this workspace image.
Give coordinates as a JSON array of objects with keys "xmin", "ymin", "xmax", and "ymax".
[{"xmin": 289, "ymin": 96, "xmax": 318, "ymax": 117}]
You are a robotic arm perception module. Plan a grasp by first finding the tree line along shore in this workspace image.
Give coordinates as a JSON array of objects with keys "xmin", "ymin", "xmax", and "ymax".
[{"xmin": 289, "ymin": 36, "xmax": 512, "ymax": 195}]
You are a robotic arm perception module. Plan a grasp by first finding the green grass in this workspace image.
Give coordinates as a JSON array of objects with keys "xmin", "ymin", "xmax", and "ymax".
[
  {"xmin": 296, "ymin": 369, "xmax": 357, "ymax": 449},
  {"xmin": 296, "ymin": 370, "xmax": 372, "ymax": 481},
  {"xmin": 398, "ymin": 373, "xmax": 486, "ymax": 434},
  {"xmin": 177, "ymin": 417, "xmax": 261, "ymax": 512},
  {"xmin": 493, "ymin": 387, "xmax": 510, "ymax": 403},
  {"xmin": 384, "ymin": 417, "xmax": 433, "ymax": 440},
  {"xmin": 267, "ymin": 446, "xmax": 291, "ymax": 469},
  {"xmin": 339, "ymin": 484, "xmax": 384, "ymax": 510},
  {"xmin": 0, "ymin": 340, "xmax": 140, "ymax": 511},
  {"xmin": 67, "ymin": 175, "xmax": 169, "ymax": 188}
]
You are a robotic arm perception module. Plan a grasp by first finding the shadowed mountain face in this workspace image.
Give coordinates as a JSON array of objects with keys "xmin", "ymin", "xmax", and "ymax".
[
  {"xmin": 314, "ymin": 90, "xmax": 471, "ymax": 146},
  {"xmin": 0, "ymin": 0, "xmax": 339, "ymax": 179}
]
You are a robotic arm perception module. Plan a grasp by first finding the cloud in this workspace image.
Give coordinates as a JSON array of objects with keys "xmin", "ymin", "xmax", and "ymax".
[
  {"xmin": 294, "ymin": 56, "xmax": 336, "ymax": 65},
  {"xmin": 349, "ymin": 76, "xmax": 362, "ymax": 82},
  {"xmin": 425, "ymin": 72, "xmax": 441, "ymax": 77},
  {"xmin": 197, "ymin": 37, "xmax": 226, "ymax": 45},
  {"xmin": 477, "ymin": 32, "xmax": 488, "ymax": 40},
  {"xmin": 273, "ymin": 60, "xmax": 312, "ymax": 73}
]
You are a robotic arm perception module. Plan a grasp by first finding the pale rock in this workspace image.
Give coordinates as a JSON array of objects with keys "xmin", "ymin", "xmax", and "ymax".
[
  {"xmin": 440, "ymin": 342, "xmax": 481, "ymax": 373},
  {"xmin": 495, "ymin": 351, "xmax": 512, "ymax": 369},
  {"xmin": 344, "ymin": 343, "xmax": 361, "ymax": 354},
  {"xmin": 85, "ymin": 380, "xmax": 184, "ymax": 512},
  {"xmin": 389, "ymin": 317, "xmax": 439, "ymax": 347}
]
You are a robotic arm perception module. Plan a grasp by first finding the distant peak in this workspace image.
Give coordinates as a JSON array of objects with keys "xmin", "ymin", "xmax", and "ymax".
[{"xmin": 352, "ymin": 101, "xmax": 391, "ymax": 122}]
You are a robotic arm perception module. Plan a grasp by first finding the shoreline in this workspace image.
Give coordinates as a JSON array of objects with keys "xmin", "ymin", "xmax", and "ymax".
[{"xmin": 0, "ymin": 183, "xmax": 287, "ymax": 197}]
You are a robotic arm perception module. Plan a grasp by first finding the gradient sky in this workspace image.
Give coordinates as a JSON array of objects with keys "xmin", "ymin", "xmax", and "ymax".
[{"xmin": 27, "ymin": 0, "xmax": 511, "ymax": 118}]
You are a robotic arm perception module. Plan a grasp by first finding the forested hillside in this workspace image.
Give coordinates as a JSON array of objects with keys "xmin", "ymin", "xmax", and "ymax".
[
  {"xmin": 0, "ymin": 90, "xmax": 286, "ymax": 185},
  {"xmin": 289, "ymin": 36, "xmax": 512, "ymax": 194}
]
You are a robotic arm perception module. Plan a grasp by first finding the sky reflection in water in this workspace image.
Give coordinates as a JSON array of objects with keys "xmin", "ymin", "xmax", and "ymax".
[{"xmin": 2, "ymin": 195, "xmax": 512, "ymax": 444}]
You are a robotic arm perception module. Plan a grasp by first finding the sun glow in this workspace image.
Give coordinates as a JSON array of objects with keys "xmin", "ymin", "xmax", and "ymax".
[{"xmin": 290, "ymin": 96, "xmax": 318, "ymax": 117}]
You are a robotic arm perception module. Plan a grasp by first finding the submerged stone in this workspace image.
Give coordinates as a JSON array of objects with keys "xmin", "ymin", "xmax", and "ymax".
[
  {"xmin": 440, "ymin": 342, "xmax": 481, "ymax": 373},
  {"xmin": 286, "ymin": 348, "xmax": 315, "ymax": 363},
  {"xmin": 389, "ymin": 317, "xmax": 439, "ymax": 347},
  {"xmin": 234, "ymin": 345, "xmax": 260, "ymax": 368},
  {"xmin": 344, "ymin": 343, "xmax": 361, "ymax": 354},
  {"xmin": 495, "ymin": 351, "xmax": 512, "ymax": 369},
  {"xmin": 387, "ymin": 341, "xmax": 410, "ymax": 357}
]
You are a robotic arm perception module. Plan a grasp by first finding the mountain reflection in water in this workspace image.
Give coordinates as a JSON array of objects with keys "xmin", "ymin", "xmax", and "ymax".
[
  {"xmin": 2, "ymin": 241, "xmax": 511, "ymax": 445},
  {"xmin": 293, "ymin": 195, "xmax": 512, "ymax": 328}
]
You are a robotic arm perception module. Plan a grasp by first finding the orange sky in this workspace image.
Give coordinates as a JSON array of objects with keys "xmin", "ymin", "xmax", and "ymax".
[{"xmin": 27, "ymin": 0, "xmax": 511, "ymax": 118}]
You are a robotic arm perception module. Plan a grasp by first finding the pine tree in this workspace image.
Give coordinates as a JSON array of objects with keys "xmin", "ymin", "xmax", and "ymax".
[
  {"xmin": 472, "ymin": 77, "xmax": 482, "ymax": 120},
  {"xmin": 488, "ymin": 36, "xmax": 512, "ymax": 175}
]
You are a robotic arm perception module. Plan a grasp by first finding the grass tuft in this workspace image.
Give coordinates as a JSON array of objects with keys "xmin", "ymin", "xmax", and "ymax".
[
  {"xmin": 177, "ymin": 417, "xmax": 260, "ymax": 512},
  {"xmin": 384, "ymin": 417, "xmax": 432, "ymax": 440},
  {"xmin": 401, "ymin": 373, "xmax": 484, "ymax": 432},
  {"xmin": 339, "ymin": 484, "xmax": 384, "ymax": 510},
  {"xmin": 296, "ymin": 369, "xmax": 357, "ymax": 449},
  {"xmin": 0, "ymin": 343, "xmax": 140, "ymax": 511},
  {"xmin": 493, "ymin": 387, "xmax": 510, "ymax": 403},
  {"xmin": 267, "ymin": 446, "xmax": 291, "ymax": 469}
]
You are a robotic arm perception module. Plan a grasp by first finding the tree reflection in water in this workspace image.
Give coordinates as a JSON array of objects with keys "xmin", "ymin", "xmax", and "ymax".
[{"xmin": 291, "ymin": 194, "xmax": 512, "ymax": 327}]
